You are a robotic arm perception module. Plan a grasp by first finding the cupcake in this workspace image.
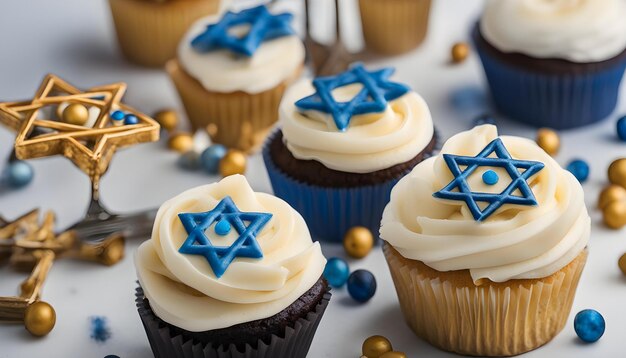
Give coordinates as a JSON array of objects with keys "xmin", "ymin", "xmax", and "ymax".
[
  {"xmin": 358, "ymin": 0, "xmax": 432, "ymax": 55},
  {"xmin": 108, "ymin": 0, "xmax": 222, "ymax": 67},
  {"xmin": 263, "ymin": 63, "xmax": 438, "ymax": 242},
  {"xmin": 167, "ymin": 5, "xmax": 305, "ymax": 152},
  {"xmin": 135, "ymin": 175, "xmax": 329, "ymax": 358},
  {"xmin": 380, "ymin": 125, "xmax": 590, "ymax": 356},
  {"xmin": 474, "ymin": 0, "xmax": 626, "ymax": 129}
]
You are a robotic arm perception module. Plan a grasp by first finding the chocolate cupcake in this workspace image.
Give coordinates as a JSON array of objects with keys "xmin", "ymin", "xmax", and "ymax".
[
  {"xmin": 135, "ymin": 175, "xmax": 329, "ymax": 358},
  {"xmin": 474, "ymin": 0, "xmax": 626, "ymax": 129},
  {"xmin": 263, "ymin": 63, "xmax": 438, "ymax": 242}
]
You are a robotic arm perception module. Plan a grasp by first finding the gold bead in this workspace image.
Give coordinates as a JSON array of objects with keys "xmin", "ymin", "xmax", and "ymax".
[
  {"xmin": 344, "ymin": 226, "xmax": 374, "ymax": 259},
  {"xmin": 362, "ymin": 335, "xmax": 393, "ymax": 358},
  {"xmin": 598, "ymin": 185, "xmax": 626, "ymax": 210},
  {"xmin": 167, "ymin": 132, "xmax": 194, "ymax": 153},
  {"xmin": 62, "ymin": 103, "xmax": 89, "ymax": 126},
  {"xmin": 603, "ymin": 201, "xmax": 626, "ymax": 230},
  {"xmin": 24, "ymin": 301, "xmax": 56, "ymax": 337},
  {"xmin": 608, "ymin": 158, "xmax": 626, "ymax": 188},
  {"xmin": 451, "ymin": 42, "xmax": 469, "ymax": 63},
  {"xmin": 536, "ymin": 128, "xmax": 560, "ymax": 156},
  {"xmin": 380, "ymin": 352, "xmax": 408, "ymax": 358},
  {"xmin": 618, "ymin": 253, "xmax": 626, "ymax": 275},
  {"xmin": 219, "ymin": 150, "xmax": 247, "ymax": 177},
  {"xmin": 154, "ymin": 109, "xmax": 178, "ymax": 132}
]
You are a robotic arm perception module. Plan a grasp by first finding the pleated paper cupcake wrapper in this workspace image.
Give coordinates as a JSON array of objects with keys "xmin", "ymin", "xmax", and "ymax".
[
  {"xmin": 473, "ymin": 30, "xmax": 626, "ymax": 129},
  {"xmin": 108, "ymin": 0, "xmax": 220, "ymax": 67},
  {"xmin": 358, "ymin": 0, "xmax": 431, "ymax": 55},
  {"xmin": 167, "ymin": 60, "xmax": 301, "ymax": 153},
  {"xmin": 135, "ymin": 285, "xmax": 331, "ymax": 358},
  {"xmin": 383, "ymin": 244, "xmax": 588, "ymax": 356}
]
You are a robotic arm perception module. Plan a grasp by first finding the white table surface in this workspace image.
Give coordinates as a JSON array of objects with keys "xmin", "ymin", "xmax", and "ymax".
[{"xmin": 1, "ymin": 0, "xmax": 625, "ymax": 357}]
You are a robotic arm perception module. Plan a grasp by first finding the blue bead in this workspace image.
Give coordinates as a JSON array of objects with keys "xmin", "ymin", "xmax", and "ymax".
[
  {"xmin": 482, "ymin": 170, "xmax": 499, "ymax": 186},
  {"xmin": 473, "ymin": 114, "xmax": 496, "ymax": 127},
  {"xmin": 200, "ymin": 144, "xmax": 227, "ymax": 174},
  {"xmin": 110, "ymin": 110, "xmax": 125, "ymax": 121},
  {"xmin": 124, "ymin": 114, "xmax": 139, "ymax": 125},
  {"xmin": 177, "ymin": 151, "xmax": 201, "ymax": 171},
  {"xmin": 347, "ymin": 269, "xmax": 376, "ymax": 303},
  {"xmin": 5, "ymin": 161, "xmax": 34, "ymax": 188},
  {"xmin": 566, "ymin": 159, "xmax": 590, "ymax": 183},
  {"xmin": 617, "ymin": 115, "xmax": 626, "ymax": 142},
  {"xmin": 574, "ymin": 309, "xmax": 605, "ymax": 343},
  {"xmin": 214, "ymin": 219, "xmax": 231, "ymax": 236},
  {"xmin": 323, "ymin": 258, "xmax": 350, "ymax": 288}
]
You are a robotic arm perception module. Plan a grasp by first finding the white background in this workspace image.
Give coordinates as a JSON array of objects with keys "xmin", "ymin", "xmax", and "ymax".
[{"xmin": 1, "ymin": 0, "xmax": 625, "ymax": 357}]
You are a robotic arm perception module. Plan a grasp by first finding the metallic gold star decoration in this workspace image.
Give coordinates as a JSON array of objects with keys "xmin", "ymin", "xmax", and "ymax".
[{"xmin": 0, "ymin": 74, "xmax": 159, "ymax": 179}]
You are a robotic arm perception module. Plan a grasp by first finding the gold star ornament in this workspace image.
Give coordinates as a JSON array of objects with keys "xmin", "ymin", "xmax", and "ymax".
[{"xmin": 0, "ymin": 74, "xmax": 159, "ymax": 179}]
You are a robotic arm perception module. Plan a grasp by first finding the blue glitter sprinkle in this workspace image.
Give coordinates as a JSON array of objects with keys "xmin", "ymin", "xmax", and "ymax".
[
  {"xmin": 482, "ymin": 170, "xmax": 499, "ymax": 186},
  {"xmin": 89, "ymin": 316, "xmax": 111, "ymax": 343}
]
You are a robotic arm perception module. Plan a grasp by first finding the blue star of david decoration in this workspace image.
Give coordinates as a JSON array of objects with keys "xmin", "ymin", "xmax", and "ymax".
[
  {"xmin": 294, "ymin": 63, "xmax": 410, "ymax": 132},
  {"xmin": 433, "ymin": 138, "xmax": 545, "ymax": 221},
  {"xmin": 191, "ymin": 5, "xmax": 295, "ymax": 57},
  {"xmin": 178, "ymin": 196, "xmax": 272, "ymax": 278}
]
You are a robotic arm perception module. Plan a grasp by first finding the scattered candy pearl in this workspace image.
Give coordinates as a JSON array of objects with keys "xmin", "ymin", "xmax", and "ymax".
[
  {"xmin": 608, "ymin": 158, "xmax": 626, "ymax": 188},
  {"xmin": 451, "ymin": 42, "xmax": 469, "ymax": 63},
  {"xmin": 323, "ymin": 258, "xmax": 350, "ymax": 288},
  {"xmin": 566, "ymin": 159, "xmax": 589, "ymax": 183},
  {"xmin": 62, "ymin": 103, "xmax": 89, "ymax": 126},
  {"xmin": 24, "ymin": 301, "xmax": 55, "ymax": 337},
  {"xmin": 617, "ymin": 115, "xmax": 626, "ymax": 142},
  {"xmin": 343, "ymin": 226, "xmax": 374, "ymax": 259},
  {"xmin": 380, "ymin": 352, "xmax": 408, "ymax": 358},
  {"xmin": 5, "ymin": 161, "xmax": 34, "ymax": 188},
  {"xmin": 177, "ymin": 151, "xmax": 201, "ymax": 171},
  {"xmin": 482, "ymin": 170, "xmax": 499, "ymax": 186},
  {"xmin": 154, "ymin": 109, "xmax": 178, "ymax": 132},
  {"xmin": 215, "ymin": 220, "xmax": 231, "ymax": 236},
  {"xmin": 618, "ymin": 253, "xmax": 626, "ymax": 275},
  {"xmin": 219, "ymin": 150, "xmax": 247, "ymax": 177},
  {"xmin": 168, "ymin": 133, "xmax": 194, "ymax": 153},
  {"xmin": 602, "ymin": 201, "xmax": 626, "ymax": 230},
  {"xmin": 536, "ymin": 128, "xmax": 560, "ymax": 156},
  {"xmin": 200, "ymin": 144, "xmax": 227, "ymax": 174},
  {"xmin": 124, "ymin": 114, "xmax": 139, "ymax": 125},
  {"xmin": 362, "ymin": 335, "xmax": 393, "ymax": 358},
  {"xmin": 347, "ymin": 269, "xmax": 377, "ymax": 303},
  {"xmin": 574, "ymin": 309, "xmax": 605, "ymax": 343},
  {"xmin": 110, "ymin": 110, "xmax": 125, "ymax": 121},
  {"xmin": 473, "ymin": 114, "xmax": 496, "ymax": 127},
  {"xmin": 598, "ymin": 185, "xmax": 626, "ymax": 210}
]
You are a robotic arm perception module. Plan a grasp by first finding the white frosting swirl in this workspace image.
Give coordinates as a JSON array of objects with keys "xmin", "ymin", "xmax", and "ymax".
[
  {"xmin": 380, "ymin": 125, "xmax": 590, "ymax": 283},
  {"xmin": 135, "ymin": 175, "xmax": 326, "ymax": 331},
  {"xmin": 280, "ymin": 79, "xmax": 434, "ymax": 174},
  {"xmin": 178, "ymin": 12, "xmax": 305, "ymax": 94},
  {"xmin": 480, "ymin": 0, "xmax": 626, "ymax": 62}
]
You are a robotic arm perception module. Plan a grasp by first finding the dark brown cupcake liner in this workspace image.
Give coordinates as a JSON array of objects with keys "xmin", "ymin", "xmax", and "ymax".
[{"xmin": 135, "ymin": 285, "xmax": 331, "ymax": 358}]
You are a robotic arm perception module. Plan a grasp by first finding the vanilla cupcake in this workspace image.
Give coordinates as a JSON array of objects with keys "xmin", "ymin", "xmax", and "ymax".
[
  {"xmin": 167, "ymin": 5, "xmax": 305, "ymax": 152},
  {"xmin": 474, "ymin": 0, "xmax": 626, "ymax": 129},
  {"xmin": 135, "ymin": 175, "xmax": 329, "ymax": 358},
  {"xmin": 108, "ymin": 0, "xmax": 222, "ymax": 67},
  {"xmin": 381, "ymin": 125, "xmax": 590, "ymax": 356},
  {"xmin": 263, "ymin": 63, "xmax": 438, "ymax": 242}
]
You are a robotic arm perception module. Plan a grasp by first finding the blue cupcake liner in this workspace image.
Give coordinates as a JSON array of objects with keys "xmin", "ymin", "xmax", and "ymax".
[
  {"xmin": 262, "ymin": 131, "xmax": 438, "ymax": 243},
  {"xmin": 474, "ymin": 30, "xmax": 626, "ymax": 129}
]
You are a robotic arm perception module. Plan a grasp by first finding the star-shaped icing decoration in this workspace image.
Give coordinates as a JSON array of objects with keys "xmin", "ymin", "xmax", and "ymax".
[
  {"xmin": 191, "ymin": 5, "xmax": 295, "ymax": 57},
  {"xmin": 0, "ymin": 74, "xmax": 159, "ymax": 178},
  {"xmin": 295, "ymin": 63, "xmax": 410, "ymax": 132},
  {"xmin": 178, "ymin": 196, "xmax": 272, "ymax": 278},
  {"xmin": 433, "ymin": 138, "xmax": 545, "ymax": 221}
]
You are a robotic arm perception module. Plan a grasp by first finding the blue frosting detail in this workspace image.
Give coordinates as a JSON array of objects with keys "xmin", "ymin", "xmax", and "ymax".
[
  {"xmin": 482, "ymin": 169, "xmax": 499, "ymax": 186},
  {"xmin": 178, "ymin": 196, "xmax": 272, "ymax": 278},
  {"xmin": 294, "ymin": 63, "xmax": 410, "ymax": 132},
  {"xmin": 433, "ymin": 138, "xmax": 545, "ymax": 222},
  {"xmin": 191, "ymin": 5, "xmax": 294, "ymax": 57}
]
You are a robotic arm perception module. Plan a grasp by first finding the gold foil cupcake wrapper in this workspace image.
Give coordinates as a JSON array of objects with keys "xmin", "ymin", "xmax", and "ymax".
[{"xmin": 383, "ymin": 243, "xmax": 587, "ymax": 356}]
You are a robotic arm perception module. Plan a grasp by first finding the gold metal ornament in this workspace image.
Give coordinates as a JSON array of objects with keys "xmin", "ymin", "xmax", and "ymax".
[
  {"xmin": 536, "ymin": 128, "xmax": 560, "ymax": 156},
  {"xmin": 167, "ymin": 132, "xmax": 194, "ymax": 153},
  {"xmin": 451, "ymin": 42, "xmax": 469, "ymax": 63},
  {"xmin": 62, "ymin": 103, "xmax": 89, "ymax": 126},
  {"xmin": 608, "ymin": 158, "xmax": 626, "ymax": 188},
  {"xmin": 24, "ymin": 301, "xmax": 56, "ymax": 337},
  {"xmin": 344, "ymin": 226, "xmax": 374, "ymax": 259},
  {"xmin": 598, "ymin": 185, "xmax": 626, "ymax": 210},
  {"xmin": 219, "ymin": 150, "xmax": 247, "ymax": 177},
  {"xmin": 154, "ymin": 109, "xmax": 178, "ymax": 132},
  {"xmin": 362, "ymin": 335, "xmax": 393, "ymax": 358},
  {"xmin": 618, "ymin": 253, "xmax": 626, "ymax": 275},
  {"xmin": 602, "ymin": 201, "xmax": 626, "ymax": 230}
]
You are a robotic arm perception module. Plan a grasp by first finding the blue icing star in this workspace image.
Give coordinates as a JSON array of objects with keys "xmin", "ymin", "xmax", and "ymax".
[
  {"xmin": 433, "ymin": 138, "xmax": 545, "ymax": 222},
  {"xmin": 191, "ymin": 5, "xmax": 295, "ymax": 57},
  {"xmin": 178, "ymin": 196, "xmax": 272, "ymax": 278},
  {"xmin": 295, "ymin": 63, "xmax": 409, "ymax": 132}
]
